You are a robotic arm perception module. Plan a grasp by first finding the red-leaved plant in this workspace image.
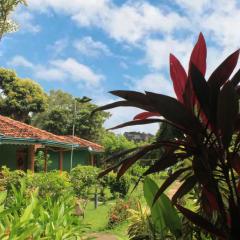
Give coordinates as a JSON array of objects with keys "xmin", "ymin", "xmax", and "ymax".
[{"xmin": 93, "ymin": 33, "xmax": 240, "ymax": 239}]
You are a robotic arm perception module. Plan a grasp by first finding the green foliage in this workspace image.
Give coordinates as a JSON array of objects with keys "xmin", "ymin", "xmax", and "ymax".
[
  {"xmin": 70, "ymin": 165, "xmax": 99, "ymax": 198},
  {"xmin": 32, "ymin": 90, "xmax": 109, "ymax": 141},
  {"xmin": 35, "ymin": 150, "xmax": 52, "ymax": 172},
  {"xmin": 27, "ymin": 171, "xmax": 72, "ymax": 200},
  {"xmin": 107, "ymin": 172, "xmax": 131, "ymax": 198},
  {"xmin": 0, "ymin": 182, "xmax": 86, "ymax": 239},
  {"xmin": 0, "ymin": 0, "xmax": 27, "ymax": 39},
  {"xmin": 128, "ymin": 164, "xmax": 147, "ymax": 183},
  {"xmin": 108, "ymin": 198, "xmax": 137, "ymax": 228},
  {"xmin": 143, "ymin": 177, "xmax": 182, "ymax": 239},
  {"xmin": 0, "ymin": 68, "xmax": 48, "ymax": 122},
  {"xmin": 0, "ymin": 166, "xmax": 25, "ymax": 192},
  {"xmin": 128, "ymin": 202, "xmax": 153, "ymax": 240},
  {"xmin": 101, "ymin": 132, "xmax": 136, "ymax": 156},
  {"xmin": 0, "ymin": 168, "xmax": 72, "ymax": 202}
]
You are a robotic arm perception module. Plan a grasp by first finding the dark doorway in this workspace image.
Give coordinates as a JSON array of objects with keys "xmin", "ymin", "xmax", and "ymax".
[{"xmin": 16, "ymin": 149, "xmax": 28, "ymax": 171}]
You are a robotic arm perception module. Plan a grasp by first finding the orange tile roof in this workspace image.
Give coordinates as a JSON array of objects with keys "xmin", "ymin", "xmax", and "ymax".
[
  {"xmin": 60, "ymin": 135, "xmax": 104, "ymax": 152},
  {"xmin": 0, "ymin": 115, "xmax": 67, "ymax": 143},
  {"xmin": 0, "ymin": 115, "xmax": 103, "ymax": 152}
]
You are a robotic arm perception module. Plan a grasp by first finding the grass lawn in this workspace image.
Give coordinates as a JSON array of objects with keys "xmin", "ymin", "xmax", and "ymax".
[
  {"xmin": 82, "ymin": 175, "xmax": 179, "ymax": 240},
  {"xmin": 82, "ymin": 183, "xmax": 144, "ymax": 239},
  {"xmin": 82, "ymin": 200, "xmax": 129, "ymax": 239},
  {"xmin": 83, "ymin": 200, "xmax": 114, "ymax": 231}
]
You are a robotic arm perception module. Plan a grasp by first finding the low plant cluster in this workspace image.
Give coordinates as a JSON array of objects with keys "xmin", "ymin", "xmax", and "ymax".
[
  {"xmin": 108, "ymin": 197, "xmax": 138, "ymax": 228},
  {"xmin": 0, "ymin": 165, "xmax": 134, "ymax": 202},
  {"xmin": 127, "ymin": 177, "xmax": 181, "ymax": 240},
  {"xmin": 0, "ymin": 183, "xmax": 87, "ymax": 239}
]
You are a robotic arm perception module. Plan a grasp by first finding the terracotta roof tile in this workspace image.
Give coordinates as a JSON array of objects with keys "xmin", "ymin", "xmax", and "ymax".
[
  {"xmin": 60, "ymin": 135, "xmax": 104, "ymax": 152},
  {"xmin": 0, "ymin": 115, "xmax": 67, "ymax": 143},
  {"xmin": 0, "ymin": 115, "xmax": 103, "ymax": 151}
]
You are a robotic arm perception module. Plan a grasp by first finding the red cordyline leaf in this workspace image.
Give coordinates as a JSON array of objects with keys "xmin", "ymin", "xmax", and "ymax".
[
  {"xmin": 183, "ymin": 33, "xmax": 207, "ymax": 111},
  {"xmin": 133, "ymin": 111, "xmax": 160, "ymax": 120},
  {"xmin": 202, "ymin": 187, "xmax": 219, "ymax": 211},
  {"xmin": 232, "ymin": 158, "xmax": 240, "ymax": 175},
  {"xmin": 237, "ymin": 181, "xmax": 240, "ymax": 193},
  {"xmin": 189, "ymin": 33, "xmax": 207, "ymax": 76},
  {"xmin": 208, "ymin": 50, "xmax": 240, "ymax": 87},
  {"xmin": 170, "ymin": 54, "xmax": 188, "ymax": 103}
]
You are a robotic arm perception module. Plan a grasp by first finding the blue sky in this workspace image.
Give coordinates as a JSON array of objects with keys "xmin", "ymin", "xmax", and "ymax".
[{"xmin": 1, "ymin": 0, "xmax": 239, "ymax": 133}]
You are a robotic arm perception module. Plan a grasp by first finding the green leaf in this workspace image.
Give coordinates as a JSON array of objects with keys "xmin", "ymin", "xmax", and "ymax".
[
  {"xmin": 143, "ymin": 177, "xmax": 166, "ymax": 233},
  {"xmin": 143, "ymin": 177, "xmax": 182, "ymax": 237},
  {"xmin": 20, "ymin": 195, "xmax": 37, "ymax": 223},
  {"xmin": 0, "ymin": 191, "xmax": 7, "ymax": 205}
]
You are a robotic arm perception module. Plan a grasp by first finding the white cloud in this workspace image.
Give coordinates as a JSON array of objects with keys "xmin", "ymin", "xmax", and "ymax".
[
  {"xmin": 144, "ymin": 37, "xmax": 192, "ymax": 70},
  {"xmin": 34, "ymin": 66, "xmax": 66, "ymax": 81},
  {"xmin": 102, "ymin": 2, "xmax": 188, "ymax": 43},
  {"xmin": 74, "ymin": 36, "xmax": 111, "ymax": 57},
  {"xmin": 13, "ymin": 9, "xmax": 41, "ymax": 33},
  {"xmin": 174, "ymin": 0, "xmax": 209, "ymax": 14},
  {"xmin": 8, "ymin": 55, "xmax": 105, "ymax": 87},
  {"xmin": 51, "ymin": 58, "xmax": 104, "ymax": 86},
  {"xmin": 28, "ymin": 0, "xmax": 111, "ymax": 22},
  {"xmin": 27, "ymin": 0, "xmax": 187, "ymax": 43},
  {"xmin": 48, "ymin": 38, "xmax": 68, "ymax": 57},
  {"xmin": 8, "ymin": 55, "xmax": 34, "ymax": 68},
  {"xmin": 128, "ymin": 73, "xmax": 175, "ymax": 97}
]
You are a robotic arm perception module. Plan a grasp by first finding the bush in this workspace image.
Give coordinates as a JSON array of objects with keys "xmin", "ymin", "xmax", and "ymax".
[
  {"xmin": 27, "ymin": 171, "xmax": 72, "ymax": 200},
  {"xmin": 0, "ymin": 183, "xmax": 87, "ymax": 239},
  {"xmin": 70, "ymin": 165, "xmax": 99, "ymax": 198},
  {"xmin": 107, "ymin": 172, "xmax": 131, "ymax": 198},
  {"xmin": 108, "ymin": 197, "xmax": 137, "ymax": 228},
  {"xmin": 0, "ymin": 166, "xmax": 26, "ymax": 192},
  {"xmin": 128, "ymin": 164, "xmax": 147, "ymax": 183}
]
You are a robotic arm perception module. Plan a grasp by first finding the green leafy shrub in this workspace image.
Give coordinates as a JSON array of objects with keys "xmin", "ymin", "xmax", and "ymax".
[
  {"xmin": 128, "ymin": 202, "xmax": 152, "ymax": 240},
  {"xmin": 107, "ymin": 172, "xmax": 131, "ymax": 198},
  {"xmin": 27, "ymin": 171, "xmax": 72, "ymax": 200},
  {"xmin": 108, "ymin": 197, "xmax": 137, "ymax": 228},
  {"xmin": 128, "ymin": 164, "xmax": 147, "ymax": 183},
  {"xmin": 70, "ymin": 165, "xmax": 99, "ymax": 198},
  {"xmin": 0, "ymin": 182, "xmax": 86, "ymax": 239},
  {"xmin": 0, "ymin": 166, "xmax": 25, "ymax": 192}
]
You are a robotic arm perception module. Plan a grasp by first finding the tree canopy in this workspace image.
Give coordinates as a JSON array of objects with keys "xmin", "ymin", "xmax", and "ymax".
[
  {"xmin": 0, "ymin": 0, "xmax": 27, "ymax": 39},
  {"xmin": 32, "ymin": 90, "xmax": 110, "ymax": 142},
  {"xmin": 101, "ymin": 132, "xmax": 136, "ymax": 156},
  {"xmin": 0, "ymin": 68, "xmax": 48, "ymax": 122}
]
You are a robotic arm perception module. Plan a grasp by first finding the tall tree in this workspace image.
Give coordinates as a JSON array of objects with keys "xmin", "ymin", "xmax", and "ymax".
[
  {"xmin": 32, "ymin": 90, "xmax": 110, "ymax": 142},
  {"xmin": 0, "ymin": 68, "xmax": 48, "ymax": 122},
  {"xmin": 0, "ymin": 0, "xmax": 27, "ymax": 39},
  {"xmin": 101, "ymin": 132, "xmax": 136, "ymax": 156}
]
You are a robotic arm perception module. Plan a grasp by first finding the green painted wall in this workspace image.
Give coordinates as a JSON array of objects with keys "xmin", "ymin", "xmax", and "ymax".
[
  {"xmin": 0, "ymin": 144, "xmax": 92, "ymax": 172},
  {"xmin": 0, "ymin": 144, "xmax": 28, "ymax": 170},
  {"xmin": 48, "ymin": 149, "xmax": 91, "ymax": 172}
]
